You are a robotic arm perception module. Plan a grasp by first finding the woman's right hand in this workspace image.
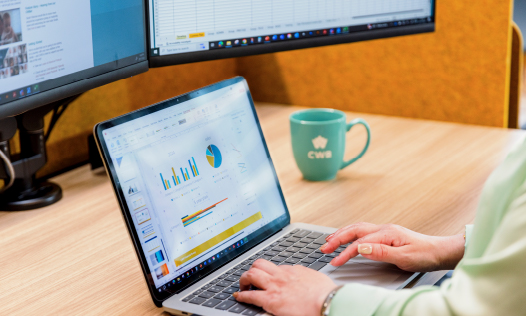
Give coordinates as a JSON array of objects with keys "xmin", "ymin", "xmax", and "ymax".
[{"xmin": 320, "ymin": 222, "xmax": 465, "ymax": 272}]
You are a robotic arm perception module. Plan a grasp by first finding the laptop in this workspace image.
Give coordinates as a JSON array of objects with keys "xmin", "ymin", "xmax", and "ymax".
[{"xmin": 94, "ymin": 77, "xmax": 418, "ymax": 315}]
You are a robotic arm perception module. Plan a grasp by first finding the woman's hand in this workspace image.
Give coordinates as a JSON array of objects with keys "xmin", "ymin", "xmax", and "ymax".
[
  {"xmin": 234, "ymin": 259, "xmax": 337, "ymax": 316},
  {"xmin": 321, "ymin": 222, "xmax": 465, "ymax": 272}
]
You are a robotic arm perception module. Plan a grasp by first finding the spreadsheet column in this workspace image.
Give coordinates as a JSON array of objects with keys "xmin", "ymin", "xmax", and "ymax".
[
  {"xmin": 272, "ymin": 0, "xmax": 295, "ymax": 27},
  {"xmin": 196, "ymin": 0, "xmax": 215, "ymax": 33},
  {"xmin": 251, "ymin": 1, "xmax": 272, "ymax": 29},
  {"xmin": 214, "ymin": 0, "xmax": 252, "ymax": 31},
  {"xmin": 154, "ymin": 0, "xmax": 175, "ymax": 39},
  {"xmin": 173, "ymin": 0, "xmax": 198, "ymax": 34}
]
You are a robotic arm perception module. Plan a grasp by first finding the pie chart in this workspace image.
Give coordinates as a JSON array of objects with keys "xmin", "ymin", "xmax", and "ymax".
[{"xmin": 206, "ymin": 145, "xmax": 222, "ymax": 168}]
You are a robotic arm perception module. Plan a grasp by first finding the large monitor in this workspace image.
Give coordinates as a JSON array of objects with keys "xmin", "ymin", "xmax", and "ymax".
[
  {"xmin": 0, "ymin": 0, "xmax": 148, "ymax": 118},
  {"xmin": 148, "ymin": 0, "xmax": 435, "ymax": 67}
]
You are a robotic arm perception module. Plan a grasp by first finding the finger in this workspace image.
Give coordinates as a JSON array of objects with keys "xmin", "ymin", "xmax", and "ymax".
[
  {"xmin": 250, "ymin": 259, "xmax": 281, "ymax": 275},
  {"xmin": 233, "ymin": 290, "xmax": 267, "ymax": 307},
  {"xmin": 239, "ymin": 268, "xmax": 273, "ymax": 291},
  {"xmin": 321, "ymin": 223, "xmax": 381, "ymax": 253},
  {"xmin": 329, "ymin": 231, "xmax": 392, "ymax": 266},
  {"xmin": 356, "ymin": 243, "xmax": 402, "ymax": 265}
]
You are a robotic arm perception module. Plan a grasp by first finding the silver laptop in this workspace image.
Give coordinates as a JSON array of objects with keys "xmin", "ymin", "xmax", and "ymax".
[{"xmin": 94, "ymin": 77, "xmax": 417, "ymax": 315}]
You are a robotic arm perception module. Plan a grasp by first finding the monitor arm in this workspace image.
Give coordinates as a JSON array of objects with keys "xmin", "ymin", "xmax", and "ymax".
[{"xmin": 0, "ymin": 101, "xmax": 67, "ymax": 211}]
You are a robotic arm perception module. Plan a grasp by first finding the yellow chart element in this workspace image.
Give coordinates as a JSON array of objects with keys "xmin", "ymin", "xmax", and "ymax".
[
  {"xmin": 174, "ymin": 212, "xmax": 263, "ymax": 266},
  {"xmin": 189, "ymin": 32, "xmax": 205, "ymax": 38}
]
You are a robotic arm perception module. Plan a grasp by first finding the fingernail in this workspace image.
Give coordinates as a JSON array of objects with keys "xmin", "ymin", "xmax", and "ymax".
[
  {"xmin": 358, "ymin": 244, "xmax": 373, "ymax": 255},
  {"xmin": 320, "ymin": 243, "xmax": 328, "ymax": 251},
  {"xmin": 232, "ymin": 292, "xmax": 238, "ymax": 298},
  {"xmin": 326, "ymin": 234, "xmax": 335, "ymax": 241}
]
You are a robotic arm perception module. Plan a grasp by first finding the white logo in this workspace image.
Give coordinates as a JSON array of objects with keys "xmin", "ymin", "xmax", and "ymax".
[
  {"xmin": 309, "ymin": 136, "xmax": 332, "ymax": 159},
  {"xmin": 312, "ymin": 136, "xmax": 328, "ymax": 149}
]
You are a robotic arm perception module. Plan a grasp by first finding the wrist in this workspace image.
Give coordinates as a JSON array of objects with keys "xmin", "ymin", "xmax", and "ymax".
[
  {"xmin": 320, "ymin": 285, "xmax": 344, "ymax": 316},
  {"xmin": 433, "ymin": 234, "xmax": 465, "ymax": 270}
]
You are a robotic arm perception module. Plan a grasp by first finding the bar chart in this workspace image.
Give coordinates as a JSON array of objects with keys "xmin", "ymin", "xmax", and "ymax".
[
  {"xmin": 181, "ymin": 198, "xmax": 228, "ymax": 227},
  {"xmin": 160, "ymin": 157, "xmax": 200, "ymax": 190}
]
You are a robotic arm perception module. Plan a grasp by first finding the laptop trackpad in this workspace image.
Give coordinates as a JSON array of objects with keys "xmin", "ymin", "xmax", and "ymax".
[{"xmin": 322, "ymin": 255, "xmax": 414, "ymax": 290}]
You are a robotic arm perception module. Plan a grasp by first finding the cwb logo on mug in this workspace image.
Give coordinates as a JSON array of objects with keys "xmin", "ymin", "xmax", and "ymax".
[{"xmin": 308, "ymin": 136, "xmax": 332, "ymax": 159}]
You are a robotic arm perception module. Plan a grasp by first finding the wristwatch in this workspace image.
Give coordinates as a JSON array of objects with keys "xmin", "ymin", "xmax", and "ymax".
[{"xmin": 320, "ymin": 285, "xmax": 344, "ymax": 316}]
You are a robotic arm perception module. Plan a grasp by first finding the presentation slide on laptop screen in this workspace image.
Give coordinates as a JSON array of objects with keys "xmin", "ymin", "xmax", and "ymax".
[{"xmin": 102, "ymin": 82, "xmax": 287, "ymax": 289}]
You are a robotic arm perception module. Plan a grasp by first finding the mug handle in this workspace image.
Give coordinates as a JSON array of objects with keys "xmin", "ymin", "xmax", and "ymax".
[{"xmin": 341, "ymin": 118, "xmax": 371, "ymax": 169}]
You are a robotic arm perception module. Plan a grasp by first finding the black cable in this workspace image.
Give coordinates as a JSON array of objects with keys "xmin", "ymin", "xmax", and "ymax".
[{"xmin": 44, "ymin": 95, "xmax": 80, "ymax": 142}]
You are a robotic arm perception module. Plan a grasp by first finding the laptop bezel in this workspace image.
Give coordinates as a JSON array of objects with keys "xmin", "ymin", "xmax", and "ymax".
[{"xmin": 93, "ymin": 77, "xmax": 291, "ymax": 307}]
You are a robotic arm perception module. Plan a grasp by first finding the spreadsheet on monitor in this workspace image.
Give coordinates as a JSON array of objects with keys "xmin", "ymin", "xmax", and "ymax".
[{"xmin": 149, "ymin": 0, "xmax": 434, "ymax": 56}]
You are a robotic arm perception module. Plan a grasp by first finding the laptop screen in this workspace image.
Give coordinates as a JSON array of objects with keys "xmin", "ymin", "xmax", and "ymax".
[{"xmin": 97, "ymin": 78, "xmax": 289, "ymax": 301}]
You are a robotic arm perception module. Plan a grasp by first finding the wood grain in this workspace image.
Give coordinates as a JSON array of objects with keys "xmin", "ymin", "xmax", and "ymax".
[{"xmin": 0, "ymin": 104, "xmax": 524, "ymax": 315}]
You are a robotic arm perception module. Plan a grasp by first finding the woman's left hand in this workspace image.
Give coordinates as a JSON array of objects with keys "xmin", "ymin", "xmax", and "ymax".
[{"xmin": 234, "ymin": 259, "xmax": 337, "ymax": 316}]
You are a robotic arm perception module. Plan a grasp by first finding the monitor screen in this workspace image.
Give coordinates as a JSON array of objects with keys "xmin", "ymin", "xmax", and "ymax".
[
  {"xmin": 97, "ymin": 78, "xmax": 289, "ymax": 300},
  {"xmin": 0, "ymin": 0, "xmax": 147, "ymax": 107},
  {"xmin": 148, "ymin": 0, "xmax": 435, "ymax": 66}
]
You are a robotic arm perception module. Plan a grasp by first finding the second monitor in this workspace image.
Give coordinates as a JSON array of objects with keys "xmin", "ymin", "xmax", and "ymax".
[{"xmin": 148, "ymin": 0, "xmax": 436, "ymax": 67}]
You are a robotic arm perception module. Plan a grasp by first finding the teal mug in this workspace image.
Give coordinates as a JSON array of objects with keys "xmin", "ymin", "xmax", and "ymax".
[{"xmin": 290, "ymin": 109, "xmax": 371, "ymax": 181}]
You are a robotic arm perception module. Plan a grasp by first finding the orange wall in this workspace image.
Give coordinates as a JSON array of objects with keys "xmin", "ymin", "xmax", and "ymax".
[{"xmin": 238, "ymin": 0, "xmax": 513, "ymax": 128}]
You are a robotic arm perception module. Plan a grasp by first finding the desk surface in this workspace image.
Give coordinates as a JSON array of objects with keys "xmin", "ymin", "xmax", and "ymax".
[{"xmin": 1, "ymin": 104, "xmax": 524, "ymax": 315}]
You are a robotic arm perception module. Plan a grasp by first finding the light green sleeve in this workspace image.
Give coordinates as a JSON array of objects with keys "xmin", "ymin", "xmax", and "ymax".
[{"xmin": 329, "ymin": 138, "xmax": 526, "ymax": 316}]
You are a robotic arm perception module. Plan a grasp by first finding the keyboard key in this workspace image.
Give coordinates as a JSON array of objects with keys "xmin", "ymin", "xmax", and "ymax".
[
  {"xmin": 217, "ymin": 280, "xmax": 233, "ymax": 287},
  {"xmin": 210, "ymin": 279, "xmax": 220, "ymax": 284},
  {"xmin": 208, "ymin": 286, "xmax": 226, "ymax": 293},
  {"xmin": 225, "ymin": 275, "xmax": 239, "ymax": 282},
  {"xmin": 279, "ymin": 241, "xmax": 293, "ymax": 247},
  {"xmin": 293, "ymin": 242, "xmax": 308, "ymax": 248},
  {"xmin": 300, "ymin": 237, "xmax": 315, "ymax": 243},
  {"xmin": 265, "ymin": 251, "xmax": 279, "ymax": 257},
  {"xmin": 306, "ymin": 232, "xmax": 323, "ymax": 239},
  {"xmin": 324, "ymin": 252, "xmax": 338, "ymax": 258},
  {"xmin": 319, "ymin": 256, "xmax": 333, "ymax": 263},
  {"xmin": 292, "ymin": 252, "xmax": 308, "ymax": 259},
  {"xmin": 301, "ymin": 257, "xmax": 316, "ymax": 264},
  {"xmin": 286, "ymin": 246, "xmax": 302, "ymax": 253},
  {"xmin": 198, "ymin": 291, "xmax": 216, "ymax": 299},
  {"xmin": 249, "ymin": 255, "xmax": 259, "ymax": 260},
  {"xmin": 279, "ymin": 262, "xmax": 293, "ymax": 266},
  {"xmin": 189, "ymin": 297, "xmax": 207, "ymax": 305},
  {"xmin": 260, "ymin": 255, "xmax": 274, "ymax": 261},
  {"xmin": 294, "ymin": 230, "xmax": 312, "ymax": 238},
  {"xmin": 271, "ymin": 246, "xmax": 286, "ymax": 252},
  {"xmin": 291, "ymin": 228, "xmax": 300, "ymax": 233},
  {"xmin": 299, "ymin": 248, "xmax": 314, "ymax": 254},
  {"xmin": 217, "ymin": 274, "xmax": 227, "ymax": 279},
  {"xmin": 263, "ymin": 246, "xmax": 273, "ymax": 251},
  {"xmin": 335, "ymin": 246, "xmax": 347, "ymax": 253},
  {"xmin": 182, "ymin": 295, "xmax": 195, "ymax": 302},
  {"xmin": 228, "ymin": 295, "xmax": 237, "ymax": 301},
  {"xmin": 203, "ymin": 298, "xmax": 222, "ymax": 307},
  {"xmin": 308, "ymin": 252, "xmax": 323, "ymax": 259},
  {"xmin": 309, "ymin": 261, "xmax": 327, "ymax": 271},
  {"xmin": 306, "ymin": 243, "xmax": 319, "ymax": 250},
  {"xmin": 286, "ymin": 237, "xmax": 300, "ymax": 243},
  {"xmin": 229, "ymin": 303, "xmax": 248, "ymax": 314},
  {"xmin": 279, "ymin": 251, "xmax": 294, "ymax": 258},
  {"xmin": 202, "ymin": 284, "xmax": 213, "ymax": 289},
  {"xmin": 215, "ymin": 300, "xmax": 237, "ymax": 310},
  {"xmin": 214, "ymin": 292, "xmax": 230, "ymax": 300},
  {"xmin": 242, "ymin": 307, "xmax": 262, "ymax": 315},
  {"xmin": 296, "ymin": 262, "xmax": 310, "ymax": 267},
  {"xmin": 285, "ymin": 257, "xmax": 300, "ymax": 264},
  {"xmin": 192, "ymin": 289, "xmax": 204, "ymax": 295},
  {"xmin": 223, "ymin": 287, "xmax": 238, "ymax": 294},
  {"xmin": 312, "ymin": 238, "xmax": 326, "ymax": 245}
]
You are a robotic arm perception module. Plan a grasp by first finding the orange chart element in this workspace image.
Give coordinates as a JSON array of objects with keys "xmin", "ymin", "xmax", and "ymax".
[{"xmin": 181, "ymin": 198, "xmax": 228, "ymax": 227}]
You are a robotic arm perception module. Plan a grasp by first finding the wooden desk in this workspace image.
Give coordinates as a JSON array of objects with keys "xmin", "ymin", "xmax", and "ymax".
[{"xmin": 1, "ymin": 104, "xmax": 524, "ymax": 315}]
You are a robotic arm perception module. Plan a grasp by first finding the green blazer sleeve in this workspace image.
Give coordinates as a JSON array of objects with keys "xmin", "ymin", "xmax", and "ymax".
[{"xmin": 330, "ymin": 138, "xmax": 526, "ymax": 316}]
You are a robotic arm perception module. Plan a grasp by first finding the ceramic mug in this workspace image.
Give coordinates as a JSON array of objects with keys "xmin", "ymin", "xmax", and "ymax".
[{"xmin": 290, "ymin": 109, "xmax": 371, "ymax": 181}]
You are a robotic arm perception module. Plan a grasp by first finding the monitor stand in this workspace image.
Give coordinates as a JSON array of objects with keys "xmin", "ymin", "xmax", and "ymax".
[{"xmin": 0, "ymin": 97, "xmax": 78, "ymax": 211}]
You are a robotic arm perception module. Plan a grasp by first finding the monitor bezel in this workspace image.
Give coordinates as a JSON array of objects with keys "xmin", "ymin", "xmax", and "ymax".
[
  {"xmin": 0, "ymin": 0, "xmax": 150, "ymax": 119},
  {"xmin": 94, "ymin": 77, "xmax": 291, "ymax": 307},
  {"xmin": 147, "ymin": 2, "xmax": 436, "ymax": 68}
]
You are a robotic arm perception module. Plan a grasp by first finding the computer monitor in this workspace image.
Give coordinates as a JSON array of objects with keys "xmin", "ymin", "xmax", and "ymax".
[
  {"xmin": 0, "ymin": 0, "xmax": 148, "ymax": 210},
  {"xmin": 148, "ymin": 0, "xmax": 435, "ymax": 67},
  {"xmin": 0, "ymin": 0, "xmax": 148, "ymax": 118}
]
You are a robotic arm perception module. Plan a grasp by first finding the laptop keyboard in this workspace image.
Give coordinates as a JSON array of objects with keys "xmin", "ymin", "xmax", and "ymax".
[{"xmin": 181, "ymin": 229, "xmax": 349, "ymax": 315}]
